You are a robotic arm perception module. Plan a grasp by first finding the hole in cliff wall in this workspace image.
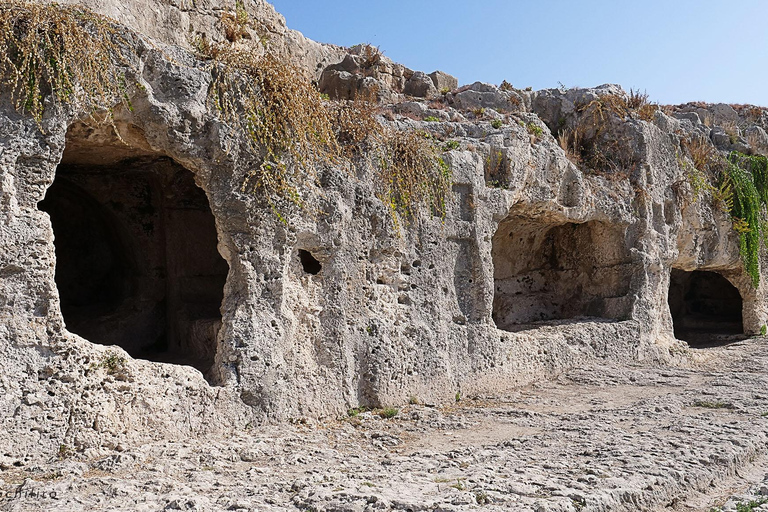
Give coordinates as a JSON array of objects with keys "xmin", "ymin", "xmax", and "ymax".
[
  {"xmin": 39, "ymin": 131, "xmax": 228, "ymax": 382},
  {"xmin": 298, "ymin": 250, "xmax": 322, "ymax": 275},
  {"xmin": 491, "ymin": 215, "xmax": 634, "ymax": 332},
  {"xmin": 668, "ymin": 269, "xmax": 744, "ymax": 346}
]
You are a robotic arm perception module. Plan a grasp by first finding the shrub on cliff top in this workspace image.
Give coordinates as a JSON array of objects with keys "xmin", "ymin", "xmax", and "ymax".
[{"xmin": 557, "ymin": 91, "xmax": 652, "ymax": 176}]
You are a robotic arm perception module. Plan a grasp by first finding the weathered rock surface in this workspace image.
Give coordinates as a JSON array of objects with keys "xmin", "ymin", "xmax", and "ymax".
[
  {"xmin": 4, "ymin": 339, "xmax": 768, "ymax": 511},
  {"xmin": 2, "ymin": 2, "xmax": 768, "ymax": 510}
]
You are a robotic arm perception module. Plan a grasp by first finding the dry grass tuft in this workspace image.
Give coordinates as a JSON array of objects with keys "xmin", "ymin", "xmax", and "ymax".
[
  {"xmin": 722, "ymin": 121, "xmax": 741, "ymax": 144},
  {"xmin": 0, "ymin": 1, "xmax": 132, "ymax": 127},
  {"xmin": 378, "ymin": 129, "xmax": 452, "ymax": 223},
  {"xmin": 747, "ymin": 130, "xmax": 767, "ymax": 156},
  {"xmin": 328, "ymin": 92, "xmax": 382, "ymax": 158},
  {"xmin": 210, "ymin": 48, "xmax": 339, "ymax": 208},
  {"xmin": 221, "ymin": 0, "xmax": 249, "ymax": 43},
  {"xmin": 637, "ymin": 102, "xmax": 659, "ymax": 122},
  {"xmin": 558, "ymin": 126, "xmax": 584, "ymax": 166},
  {"xmin": 681, "ymin": 135, "xmax": 717, "ymax": 173}
]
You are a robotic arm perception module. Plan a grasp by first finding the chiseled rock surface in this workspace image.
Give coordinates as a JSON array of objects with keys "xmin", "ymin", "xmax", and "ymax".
[
  {"xmin": 4, "ymin": 339, "xmax": 768, "ymax": 511},
  {"xmin": 2, "ymin": 2, "xmax": 768, "ymax": 509}
]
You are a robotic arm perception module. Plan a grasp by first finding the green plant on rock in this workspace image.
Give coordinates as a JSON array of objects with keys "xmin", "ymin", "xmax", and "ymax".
[
  {"xmin": 92, "ymin": 350, "xmax": 127, "ymax": 376},
  {"xmin": 0, "ymin": 1, "xmax": 133, "ymax": 128},
  {"xmin": 491, "ymin": 119, "xmax": 503, "ymax": 129},
  {"xmin": 720, "ymin": 152, "xmax": 768, "ymax": 287},
  {"xmin": 377, "ymin": 407, "xmax": 399, "ymax": 419},
  {"xmin": 57, "ymin": 444, "xmax": 71, "ymax": 460},
  {"xmin": 378, "ymin": 129, "xmax": 452, "ymax": 226},
  {"xmin": 484, "ymin": 148, "xmax": 507, "ymax": 187},
  {"xmin": 449, "ymin": 479, "xmax": 466, "ymax": 491},
  {"xmin": 680, "ymin": 158, "xmax": 714, "ymax": 202},
  {"xmin": 347, "ymin": 406, "xmax": 369, "ymax": 417},
  {"xmin": 443, "ymin": 140, "xmax": 460, "ymax": 151},
  {"xmin": 527, "ymin": 122, "xmax": 543, "ymax": 138},
  {"xmin": 736, "ymin": 498, "xmax": 768, "ymax": 512}
]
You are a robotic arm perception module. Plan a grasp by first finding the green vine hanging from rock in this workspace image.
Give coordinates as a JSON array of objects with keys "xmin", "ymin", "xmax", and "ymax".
[{"xmin": 720, "ymin": 152, "xmax": 768, "ymax": 287}]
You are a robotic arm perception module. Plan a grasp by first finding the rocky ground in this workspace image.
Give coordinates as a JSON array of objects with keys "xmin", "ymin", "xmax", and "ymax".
[{"xmin": 5, "ymin": 338, "xmax": 768, "ymax": 511}]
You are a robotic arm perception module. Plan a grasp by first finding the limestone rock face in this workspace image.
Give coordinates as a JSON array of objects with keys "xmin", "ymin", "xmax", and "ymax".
[
  {"xmin": 429, "ymin": 70, "xmax": 459, "ymax": 92},
  {"xmin": 1, "ymin": 0, "xmax": 767, "ymax": 469},
  {"xmin": 403, "ymin": 71, "xmax": 439, "ymax": 98}
]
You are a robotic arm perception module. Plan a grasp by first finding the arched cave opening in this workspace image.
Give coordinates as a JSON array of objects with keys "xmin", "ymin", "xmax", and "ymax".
[
  {"xmin": 491, "ymin": 215, "xmax": 634, "ymax": 332},
  {"xmin": 668, "ymin": 269, "xmax": 744, "ymax": 346},
  {"xmin": 39, "ymin": 130, "xmax": 228, "ymax": 382}
]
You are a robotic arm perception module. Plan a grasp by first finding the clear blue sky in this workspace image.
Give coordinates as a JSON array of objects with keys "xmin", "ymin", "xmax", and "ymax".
[{"xmin": 270, "ymin": 0, "xmax": 768, "ymax": 107}]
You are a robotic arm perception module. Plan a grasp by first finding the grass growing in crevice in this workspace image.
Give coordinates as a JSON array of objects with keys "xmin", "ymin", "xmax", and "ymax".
[
  {"xmin": 556, "ymin": 91, "xmax": 649, "ymax": 175},
  {"xmin": 0, "ymin": 1, "xmax": 133, "ymax": 127},
  {"xmin": 692, "ymin": 399, "xmax": 732, "ymax": 409},
  {"xmin": 735, "ymin": 497, "xmax": 768, "ymax": 512},
  {"xmin": 376, "ymin": 407, "xmax": 399, "ymax": 419}
]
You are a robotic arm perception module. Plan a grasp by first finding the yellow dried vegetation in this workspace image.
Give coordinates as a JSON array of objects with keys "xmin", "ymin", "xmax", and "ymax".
[
  {"xmin": 0, "ymin": 1, "xmax": 452, "ymax": 223},
  {"xmin": 209, "ymin": 47, "xmax": 339, "ymax": 210},
  {"xmin": 0, "ymin": 1, "xmax": 131, "ymax": 127},
  {"xmin": 556, "ymin": 89, "xmax": 656, "ymax": 175}
]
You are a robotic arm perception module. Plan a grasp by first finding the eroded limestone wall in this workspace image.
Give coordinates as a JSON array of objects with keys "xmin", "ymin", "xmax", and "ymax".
[{"xmin": 1, "ymin": 0, "xmax": 768, "ymax": 466}]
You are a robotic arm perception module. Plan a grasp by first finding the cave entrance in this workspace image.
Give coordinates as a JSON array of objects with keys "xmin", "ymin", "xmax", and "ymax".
[
  {"xmin": 668, "ymin": 269, "xmax": 744, "ymax": 346},
  {"xmin": 39, "ymin": 129, "xmax": 228, "ymax": 381},
  {"xmin": 491, "ymin": 215, "xmax": 634, "ymax": 332}
]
